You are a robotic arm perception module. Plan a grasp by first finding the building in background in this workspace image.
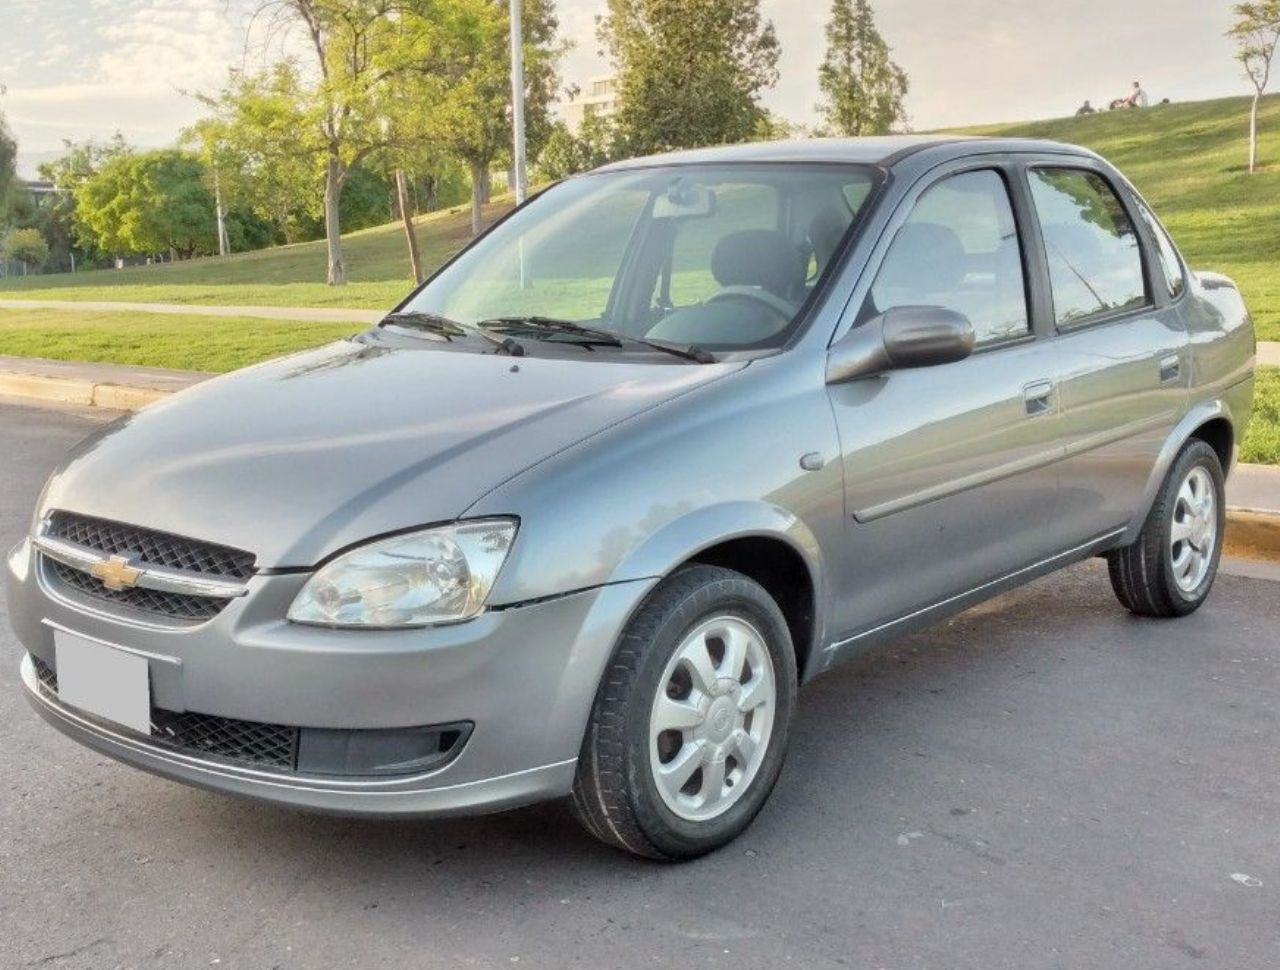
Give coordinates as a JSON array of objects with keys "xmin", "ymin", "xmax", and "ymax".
[{"xmin": 563, "ymin": 76, "xmax": 618, "ymax": 132}]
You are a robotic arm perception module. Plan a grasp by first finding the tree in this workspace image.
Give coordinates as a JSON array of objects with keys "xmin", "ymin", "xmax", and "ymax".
[
  {"xmin": 599, "ymin": 0, "xmax": 779, "ymax": 156},
  {"xmin": 1229, "ymin": 1, "xmax": 1280, "ymax": 173},
  {"xmin": 235, "ymin": 1, "xmax": 401, "ymax": 284},
  {"xmin": 422, "ymin": 0, "xmax": 565, "ymax": 235},
  {"xmin": 203, "ymin": 65, "xmax": 322, "ymax": 245},
  {"xmin": 534, "ymin": 113, "xmax": 620, "ymax": 181},
  {"xmin": 75, "ymin": 150, "xmax": 216, "ymax": 259},
  {"xmin": 3, "ymin": 227, "xmax": 49, "ymax": 274},
  {"xmin": 36, "ymin": 135, "xmax": 132, "ymax": 270},
  {"xmin": 182, "ymin": 115, "xmax": 241, "ymax": 256},
  {"xmin": 0, "ymin": 109, "xmax": 17, "ymax": 223},
  {"xmin": 817, "ymin": 0, "xmax": 908, "ymax": 137}
]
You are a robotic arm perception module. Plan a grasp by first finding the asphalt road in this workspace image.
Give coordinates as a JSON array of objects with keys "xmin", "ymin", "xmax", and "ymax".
[{"xmin": 2, "ymin": 399, "xmax": 1278, "ymax": 970}]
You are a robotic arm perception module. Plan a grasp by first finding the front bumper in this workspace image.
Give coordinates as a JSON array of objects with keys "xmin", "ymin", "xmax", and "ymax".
[{"xmin": 6, "ymin": 537, "xmax": 655, "ymax": 816}]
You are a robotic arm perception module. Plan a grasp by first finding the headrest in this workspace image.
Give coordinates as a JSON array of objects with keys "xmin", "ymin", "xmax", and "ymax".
[{"xmin": 711, "ymin": 229, "xmax": 806, "ymax": 299}]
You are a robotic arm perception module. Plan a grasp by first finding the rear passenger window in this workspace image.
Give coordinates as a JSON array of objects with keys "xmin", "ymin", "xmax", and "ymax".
[
  {"xmin": 1135, "ymin": 201, "xmax": 1186, "ymax": 299},
  {"xmin": 868, "ymin": 170, "xmax": 1029, "ymax": 346},
  {"xmin": 1028, "ymin": 168, "xmax": 1148, "ymax": 325}
]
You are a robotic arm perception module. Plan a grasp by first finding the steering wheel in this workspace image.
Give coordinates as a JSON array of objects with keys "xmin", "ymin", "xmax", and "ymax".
[{"xmin": 706, "ymin": 285, "xmax": 797, "ymax": 322}]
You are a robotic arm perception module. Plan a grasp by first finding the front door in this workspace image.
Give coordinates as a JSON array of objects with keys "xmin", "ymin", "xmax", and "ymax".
[{"xmin": 826, "ymin": 165, "xmax": 1066, "ymax": 644}]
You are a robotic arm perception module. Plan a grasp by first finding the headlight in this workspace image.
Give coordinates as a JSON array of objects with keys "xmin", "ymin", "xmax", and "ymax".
[{"xmin": 287, "ymin": 519, "xmax": 517, "ymax": 628}]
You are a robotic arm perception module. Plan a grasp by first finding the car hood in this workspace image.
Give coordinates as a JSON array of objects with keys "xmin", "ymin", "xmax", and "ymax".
[{"xmin": 40, "ymin": 339, "xmax": 741, "ymax": 567}]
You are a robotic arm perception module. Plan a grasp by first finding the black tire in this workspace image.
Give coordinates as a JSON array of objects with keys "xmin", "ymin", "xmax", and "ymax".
[
  {"xmin": 1107, "ymin": 439, "xmax": 1226, "ymax": 618},
  {"xmin": 571, "ymin": 564, "xmax": 798, "ymax": 860}
]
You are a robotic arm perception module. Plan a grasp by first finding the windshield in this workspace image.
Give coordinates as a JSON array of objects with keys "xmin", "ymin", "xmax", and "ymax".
[{"xmin": 398, "ymin": 163, "xmax": 880, "ymax": 354}]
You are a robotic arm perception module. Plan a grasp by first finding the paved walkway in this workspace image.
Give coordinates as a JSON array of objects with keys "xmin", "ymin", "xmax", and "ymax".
[
  {"xmin": 1260, "ymin": 341, "xmax": 1280, "ymax": 367},
  {"xmin": 0, "ymin": 298, "xmax": 382, "ymax": 324}
]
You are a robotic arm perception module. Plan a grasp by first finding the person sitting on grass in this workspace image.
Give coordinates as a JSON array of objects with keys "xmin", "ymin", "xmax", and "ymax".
[
  {"xmin": 1125, "ymin": 81, "xmax": 1149, "ymax": 108},
  {"xmin": 1076, "ymin": 99, "xmax": 1096, "ymax": 116}
]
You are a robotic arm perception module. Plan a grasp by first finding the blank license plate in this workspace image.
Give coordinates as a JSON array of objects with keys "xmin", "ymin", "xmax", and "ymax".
[{"xmin": 54, "ymin": 630, "xmax": 151, "ymax": 734}]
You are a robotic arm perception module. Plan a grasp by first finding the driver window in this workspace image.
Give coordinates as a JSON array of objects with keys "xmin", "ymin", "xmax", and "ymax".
[{"xmin": 867, "ymin": 170, "xmax": 1030, "ymax": 346}]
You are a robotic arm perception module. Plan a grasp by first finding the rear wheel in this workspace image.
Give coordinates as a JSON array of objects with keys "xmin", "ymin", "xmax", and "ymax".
[
  {"xmin": 1107, "ymin": 439, "xmax": 1225, "ymax": 617},
  {"xmin": 571, "ymin": 564, "xmax": 797, "ymax": 860}
]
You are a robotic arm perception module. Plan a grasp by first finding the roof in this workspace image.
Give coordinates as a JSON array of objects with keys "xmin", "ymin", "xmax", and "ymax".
[{"xmin": 596, "ymin": 135, "xmax": 1093, "ymax": 171}]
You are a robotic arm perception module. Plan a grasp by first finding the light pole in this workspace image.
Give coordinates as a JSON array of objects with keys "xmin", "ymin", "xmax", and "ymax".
[{"xmin": 509, "ymin": 0, "xmax": 528, "ymax": 204}]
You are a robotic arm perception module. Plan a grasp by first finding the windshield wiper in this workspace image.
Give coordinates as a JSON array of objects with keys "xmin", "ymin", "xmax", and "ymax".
[
  {"xmin": 632, "ymin": 337, "xmax": 717, "ymax": 364},
  {"xmin": 479, "ymin": 316, "xmax": 624, "ymax": 347},
  {"xmin": 480, "ymin": 316, "xmax": 715, "ymax": 363},
  {"xmin": 382, "ymin": 310, "xmax": 525, "ymax": 356},
  {"xmin": 380, "ymin": 311, "xmax": 468, "ymax": 341}
]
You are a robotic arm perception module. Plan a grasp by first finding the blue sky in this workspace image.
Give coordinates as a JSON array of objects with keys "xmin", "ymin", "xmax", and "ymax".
[{"xmin": 0, "ymin": 0, "xmax": 1252, "ymax": 176}]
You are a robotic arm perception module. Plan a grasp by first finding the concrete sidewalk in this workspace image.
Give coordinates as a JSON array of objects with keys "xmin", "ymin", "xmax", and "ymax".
[
  {"xmin": 1261, "ymin": 341, "xmax": 1280, "ymax": 367},
  {"xmin": 0, "ymin": 298, "xmax": 382, "ymax": 324}
]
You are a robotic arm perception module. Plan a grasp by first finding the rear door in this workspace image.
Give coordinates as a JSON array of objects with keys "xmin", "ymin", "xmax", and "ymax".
[
  {"xmin": 826, "ymin": 159, "xmax": 1067, "ymax": 642},
  {"xmin": 1017, "ymin": 160, "xmax": 1190, "ymax": 543}
]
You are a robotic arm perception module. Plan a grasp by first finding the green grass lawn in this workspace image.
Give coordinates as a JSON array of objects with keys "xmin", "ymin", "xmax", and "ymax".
[
  {"xmin": 1242, "ymin": 367, "xmax": 1280, "ymax": 465},
  {"xmin": 0, "ymin": 308, "xmax": 359, "ymax": 372},
  {"xmin": 960, "ymin": 94, "xmax": 1280, "ymax": 341},
  {"xmin": 0, "ymin": 199, "xmax": 514, "ymax": 310}
]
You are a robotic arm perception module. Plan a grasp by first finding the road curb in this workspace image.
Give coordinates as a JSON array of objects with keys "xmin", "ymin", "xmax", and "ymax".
[
  {"xmin": 1224, "ymin": 509, "xmax": 1280, "ymax": 564},
  {"xmin": 0, "ymin": 372, "xmax": 180, "ymax": 410}
]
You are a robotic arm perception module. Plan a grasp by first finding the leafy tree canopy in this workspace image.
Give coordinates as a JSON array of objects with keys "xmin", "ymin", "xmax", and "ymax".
[
  {"xmin": 599, "ymin": 0, "xmax": 778, "ymax": 156},
  {"xmin": 817, "ymin": 0, "xmax": 908, "ymax": 137},
  {"xmin": 3, "ymin": 226, "xmax": 49, "ymax": 269},
  {"xmin": 74, "ymin": 149, "xmax": 217, "ymax": 258}
]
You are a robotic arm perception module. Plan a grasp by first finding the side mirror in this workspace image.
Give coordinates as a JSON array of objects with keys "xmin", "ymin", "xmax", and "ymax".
[{"xmin": 825, "ymin": 306, "xmax": 976, "ymax": 384}]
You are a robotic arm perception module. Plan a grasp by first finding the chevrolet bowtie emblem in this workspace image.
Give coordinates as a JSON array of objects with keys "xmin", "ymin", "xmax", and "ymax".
[{"xmin": 89, "ymin": 554, "xmax": 143, "ymax": 591}]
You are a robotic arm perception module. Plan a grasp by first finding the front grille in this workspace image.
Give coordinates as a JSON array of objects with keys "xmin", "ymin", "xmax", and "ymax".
[
  {"xmin": 47, "ymin": 511, "xmax": 256, "ymax": 578},
  {"xmin": 30, "ymin": 656, "xmax": 299, "ymax": 771},
  {"xmin": 43, "ymin": 511, "xmax": 255, "ymax": 623},
  {"xmin": 50, "ymin": 561, "xmax": 227, "ymax": 621}
]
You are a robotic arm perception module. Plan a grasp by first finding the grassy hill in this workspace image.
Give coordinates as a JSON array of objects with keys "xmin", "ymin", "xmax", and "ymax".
[{"xmin": 959, "ymin": 94, "xmax": 1280, "ymax": 340}]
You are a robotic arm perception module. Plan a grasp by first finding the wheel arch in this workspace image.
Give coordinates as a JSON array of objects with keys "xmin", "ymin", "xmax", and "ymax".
[
  {"xmin": 603, "ymin": 501, "xmax": 829, "ymax": 681},
  {"xmin": 1125, "ymin": 401, "xmax": 1238, "ymax": 542}
]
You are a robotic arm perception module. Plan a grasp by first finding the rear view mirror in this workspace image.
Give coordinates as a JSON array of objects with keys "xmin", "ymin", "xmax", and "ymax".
[
  {"xmin": 825, "ymin": 306, "xmax": 976, "ymax": 384},
  {"xmin": 652, "ymin": 179, "xmax": 717, "ymax": 220}
]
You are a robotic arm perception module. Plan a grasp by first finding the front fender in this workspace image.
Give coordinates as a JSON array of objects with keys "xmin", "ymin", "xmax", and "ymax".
[{"xmin": 603, "ymin": 500, "xmax": 825, "ymax": 588}]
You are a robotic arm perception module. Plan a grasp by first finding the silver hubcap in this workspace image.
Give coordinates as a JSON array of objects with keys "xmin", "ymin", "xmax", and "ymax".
[
  {"xmin": 649, "ymin": 616, "xmax": 776, "ymax": 822},
  {"xmin": 1171, "ymin": 466, "xmax": 1217, "ymax": 593}
]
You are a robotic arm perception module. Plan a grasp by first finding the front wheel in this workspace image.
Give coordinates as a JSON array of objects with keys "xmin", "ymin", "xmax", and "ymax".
[
  {"xmin": 1107, "ymin": 439, "xmax": 1226, "ymax": 617},
  {"xmin": 571, "ymin": 564, "xmax": 797, "ymax": 860}
]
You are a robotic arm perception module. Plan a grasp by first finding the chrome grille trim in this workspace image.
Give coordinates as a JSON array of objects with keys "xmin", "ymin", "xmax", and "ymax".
[
  {"xmin": 33, "ymin": 533, "xmax": 249, "ymax": 599},
  {"xmin": 36, "ymin": 511, "xmax": 257, "ymax": 623}
]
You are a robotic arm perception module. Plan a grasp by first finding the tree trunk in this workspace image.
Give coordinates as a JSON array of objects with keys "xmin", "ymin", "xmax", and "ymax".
[
  {"xmin": 324, "ymin": 151, "xmax": 347, "ymax": 285},
  {"xmin": 469, "ymin": 160, "xmax": 485, "ymax": 236},
  {"xmin": 214, "ymin": 172, "xmax": 230, "ymax": 256},
  {"xmin": 396, "ymin": 168, "xmax": 424, "ymax": 284},
  {"xmin": 1249, "ymin": 91, "xmax": 1261, "ymax": 174}
]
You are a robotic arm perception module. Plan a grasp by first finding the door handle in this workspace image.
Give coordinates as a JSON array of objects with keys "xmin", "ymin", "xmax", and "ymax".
[
  {"xmin": 1023, "ymin": 379, "xmax": 1055, "ymax": 417},
  {"xmin": 1159, "ymin": 353, "xmax": 1181, "ymax": 383}
]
